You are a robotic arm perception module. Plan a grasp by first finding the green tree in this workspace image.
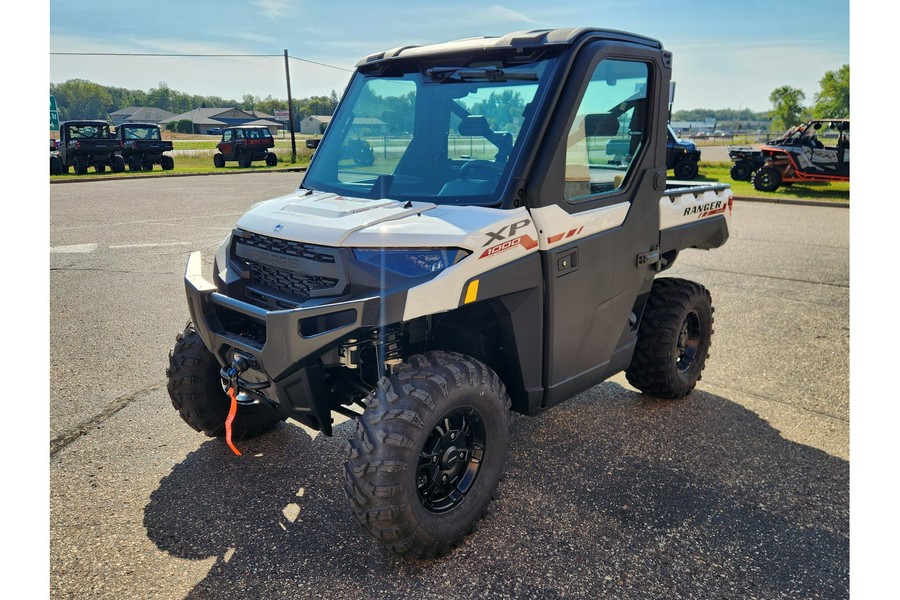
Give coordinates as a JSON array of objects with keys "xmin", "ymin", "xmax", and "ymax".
[
  {"xmin": 768, "ymin": 85, "xmax": 806, "ymax": 132},
  {"xmin": 146, "ymin": 82, "xmax": 174, "ymax": 112},
  {"xmin": 296, "ymin": 95, "xmax": 339, "ymax": 119},
  {"xmin": 50, "ymin": 79, "xmax": 115, "ymax": 120},
  {"xmin": 813, "ymin": 65, "xmax": 849, "ymax": 119},
  {"xmin": 255, "ymin": 95, "xmax": 286, "ymax": 116},
  {"xmin": 48, "ymin": 77, "xmax": 348, "ymax": 127},
  {"xmin": 469, "ymin": 89, "xmax": 526, "ymax": 131},
  {"xmin": 241, "ymin": 94, "xmax": 258, "ymax": 112}
]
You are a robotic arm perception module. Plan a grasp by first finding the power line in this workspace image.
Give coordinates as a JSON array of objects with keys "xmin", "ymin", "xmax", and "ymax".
[
  {"xmin": 50, "ymin": 51, "xmax": 353, "ymax": 72},
  {"xmin": 287, "ymin": 54, "xmax": 353, "ymax": 73}
]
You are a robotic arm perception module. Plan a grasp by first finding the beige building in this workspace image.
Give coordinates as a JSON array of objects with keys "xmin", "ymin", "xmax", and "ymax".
[{"xmin": 299, "ymin": 115, "xmax": 332, "ymax": 135}]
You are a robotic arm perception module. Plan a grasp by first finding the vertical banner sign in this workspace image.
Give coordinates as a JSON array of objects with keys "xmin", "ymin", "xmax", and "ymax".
[{"xmin": 50, "ymin": 95, "xmax": 59, "ymax": 130}]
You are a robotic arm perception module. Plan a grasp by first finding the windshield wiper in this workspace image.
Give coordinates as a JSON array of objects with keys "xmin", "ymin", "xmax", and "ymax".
[{"xmin": 425, "ymin": 66, "xmax": 537, "ymax": 83}]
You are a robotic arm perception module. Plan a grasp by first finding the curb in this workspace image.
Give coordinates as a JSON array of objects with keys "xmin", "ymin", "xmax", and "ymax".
[
  {"xmin": 49, "ymin": 173, "xmax": 849, "ymax": 210},
  {"xmin": 49, "ymin": 166, "xmax": 307, "ymax": 184},
  {"xmin": 733, "ymin": 195, "xmax": 849, "ymax": 209}
]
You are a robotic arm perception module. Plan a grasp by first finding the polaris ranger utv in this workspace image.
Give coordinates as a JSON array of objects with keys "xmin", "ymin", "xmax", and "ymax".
[
  {"xmin": 117, "ymin": 122, "xmax": 174, "ymax": 171},
  {"xmin": 167, "ymin": 27, "xmax": 732, "ymax": 558},
  {"xmin": 53, "ymin": 120, "xmax": 125, "ymax": 175}
]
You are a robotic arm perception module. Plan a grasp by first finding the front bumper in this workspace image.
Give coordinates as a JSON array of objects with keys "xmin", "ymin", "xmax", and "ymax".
[{"xmin": 184, "ymin": 251, "xmax": 405, "ymax": 431}]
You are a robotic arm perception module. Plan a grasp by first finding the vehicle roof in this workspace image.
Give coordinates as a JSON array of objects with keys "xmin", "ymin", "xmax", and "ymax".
[
  {"xmin": 357, "ymin": 27, "xmax": 663, "ymax": 67},
  {"xmin": 61, "ymin": 120, "xmax": 110, "ymax": 126},
  {"xmin": 119, "ymin": 122, "xmax": 160, "ymax": 127},
  {"xmin": 225, "ymin": 125, "xmax": 272, "ymax": 129}
]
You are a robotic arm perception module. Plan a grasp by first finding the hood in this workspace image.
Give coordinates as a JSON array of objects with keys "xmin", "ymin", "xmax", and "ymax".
[
  {"xmin": 234, "ymin": 188, "xmax": 532, "ymax": 253},
  {"xmin": 235, "ymin": 189, "xmax": 439, "ymax": 247}
]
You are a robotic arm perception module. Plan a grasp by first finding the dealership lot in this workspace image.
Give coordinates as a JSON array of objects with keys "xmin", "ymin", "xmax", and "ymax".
[{"xmin": 49, "ymin": 174, "xmax": 848, "ymax": 599}]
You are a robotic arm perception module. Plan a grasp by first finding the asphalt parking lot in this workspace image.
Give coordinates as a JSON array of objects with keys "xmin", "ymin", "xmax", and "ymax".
[{"xmin": 48, "ymin": 173, "xmax": 848, "ymax": 599}]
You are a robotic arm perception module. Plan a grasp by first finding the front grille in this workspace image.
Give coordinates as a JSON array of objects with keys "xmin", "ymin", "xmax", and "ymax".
[
  {"xmin": 248, "ymin": 262, "xmax": 339, "ymax": 298},
  {"xmin": 239, "ymin": 232, "xmax": 335, "ymax": 264},
  {"xmin": 232, "ymin": 229, "xmax": 345, "ymax": 304}
]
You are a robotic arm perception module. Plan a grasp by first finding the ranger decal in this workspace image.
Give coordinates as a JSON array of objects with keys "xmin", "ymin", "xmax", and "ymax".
[{"xmin": 683, "ymin": 200, "xmax": 724, "ymax": 217}]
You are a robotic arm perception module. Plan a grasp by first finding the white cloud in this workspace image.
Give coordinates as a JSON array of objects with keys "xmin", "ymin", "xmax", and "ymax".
[
  {"xmin": 485, "ymin": 5, "xmax": 540, "ymax": 25},
  {"xmin": 253, "ymin": 0, "xmax": 295, "ymax": 19}
]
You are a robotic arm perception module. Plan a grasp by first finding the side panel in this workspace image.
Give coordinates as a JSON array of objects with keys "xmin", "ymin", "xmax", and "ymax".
[{"xmin": 432, "ymin": 253, "xmax": 545, "ymax": 415}]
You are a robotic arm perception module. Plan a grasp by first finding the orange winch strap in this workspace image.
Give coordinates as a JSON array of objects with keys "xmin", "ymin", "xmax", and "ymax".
[{"xmin": 225, "ymin": 386, "xmax": 242, "ymax": 456}]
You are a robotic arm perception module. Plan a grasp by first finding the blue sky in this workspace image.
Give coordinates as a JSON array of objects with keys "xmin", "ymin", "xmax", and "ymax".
[{"xmin": 48, "ymin": 0, "xmax": 850, "ymax": 112}]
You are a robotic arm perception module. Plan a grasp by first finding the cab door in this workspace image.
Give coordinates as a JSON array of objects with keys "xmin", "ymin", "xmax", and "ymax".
[
  {"xmin": 526, "ymin": 42, "xmax": 671, "ymax": 407},
  {"xmin": 218, "ymin": 129, "xmax": 236, "ymax": 159}
]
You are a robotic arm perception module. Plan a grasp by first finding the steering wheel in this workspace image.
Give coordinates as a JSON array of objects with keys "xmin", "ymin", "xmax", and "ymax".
[{"xmin": 460, "ymin": 160, "xmax": 505, "ymax": 179}]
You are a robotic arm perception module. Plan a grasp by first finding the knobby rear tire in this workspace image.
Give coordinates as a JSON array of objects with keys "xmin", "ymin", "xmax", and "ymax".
[
  {"xmin": 730, "ymin": 160, "xmax": 753, "ymax": 181},
  {"xmin": 626, "ymin": 278, "xmax": 714, "ymax": 399}
]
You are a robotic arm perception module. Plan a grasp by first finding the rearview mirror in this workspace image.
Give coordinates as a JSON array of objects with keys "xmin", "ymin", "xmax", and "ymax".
[{"xmin": 584, "ymin": 114, "xmax": 620, "ymax": 137}]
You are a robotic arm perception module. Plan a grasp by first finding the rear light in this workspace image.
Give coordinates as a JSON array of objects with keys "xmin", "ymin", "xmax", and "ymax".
[
  {"xmin": 75, "ymin": 141, "xmax": 81, "ymax": 150},
  {"xmin": 120, "ymin": 141, "xmax": 125, "ymax": 149}
]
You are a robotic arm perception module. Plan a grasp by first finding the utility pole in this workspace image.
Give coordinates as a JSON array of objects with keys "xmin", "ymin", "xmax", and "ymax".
[{"xmin": 284, "ymin": 49, "xmax": 297, "ymax": 163}]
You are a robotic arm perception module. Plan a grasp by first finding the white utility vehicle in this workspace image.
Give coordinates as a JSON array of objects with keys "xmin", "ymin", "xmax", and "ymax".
[{"xmin": 167, "ymin": 27, "xmax": 732, "ymax": 558}]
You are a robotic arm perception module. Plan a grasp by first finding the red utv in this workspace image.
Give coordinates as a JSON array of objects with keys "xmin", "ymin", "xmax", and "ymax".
[
  {"xmin": 213, "ymin": 126, "xmax": 278, "ymax": 168},
  {"xmin": 751, "ymin": 119, "xmax": 849, "ymax": 192}
]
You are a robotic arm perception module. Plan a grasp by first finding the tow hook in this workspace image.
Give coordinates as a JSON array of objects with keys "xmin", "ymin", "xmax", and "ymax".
[
  {"xmin": 220, "ymin": 353, "xmax": 270, "ymax": 406},
  {"xmin": 219, "ymin": 353, "xmax": 269, "ymax": 457}
]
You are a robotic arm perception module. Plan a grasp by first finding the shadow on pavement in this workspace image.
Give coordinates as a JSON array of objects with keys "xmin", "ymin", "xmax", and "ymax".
[{"xmin": 144, "ymin": 382, "xmax": 848, "ymax": 599}]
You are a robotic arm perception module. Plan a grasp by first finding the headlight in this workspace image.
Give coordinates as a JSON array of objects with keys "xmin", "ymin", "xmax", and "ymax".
[
  {"xmin": 353, "ymin": 248, "xmax": 469, "ymax": 277},
  {"xmin": 214, "ymin": 232, "xmax": 233, "ymax": 283}
]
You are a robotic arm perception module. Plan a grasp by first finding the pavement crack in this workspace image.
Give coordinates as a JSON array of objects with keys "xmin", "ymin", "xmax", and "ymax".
[
  {"xmin": 701, "ymin": 379, "xmax": 848, "ymax": 424},
  {"xmin": 50, "ymin": 267, "xmax": 177, "ymax": 275},
  {"xmin": 50, "ymin": 383, "xmax": 165, "ymax": 457},
  {"xmin": 692, "ymin": 266, "xmax": 848, "ymax": 289}
]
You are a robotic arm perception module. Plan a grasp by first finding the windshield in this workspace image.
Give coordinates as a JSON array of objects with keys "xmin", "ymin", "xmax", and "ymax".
[
  {"xmin": 302, "ymin": 53, "xmax": 559, "ymax": 206},
  {"xmin": 122, "ymin": 126, "xmax": 161, "ymax": 140},
  {"xmin": 241, "ymin": 128, "xmax": 272, "ymax": 139},
  {"xmin": 67, "ymin": 123, "xmax": 110, "ymax": 139},
  {"xmin": 668, "ymin": 125, "xmax": 682, "ymax": 144}
]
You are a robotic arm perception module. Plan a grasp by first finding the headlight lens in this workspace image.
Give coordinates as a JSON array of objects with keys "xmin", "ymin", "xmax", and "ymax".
[
  {"xmin": 214, "ymin": 232, "xmax": 233, "ymax": 283},
  {"xmin": 353, "ymin": 248, "xmax": 469, "ymax": 277}
]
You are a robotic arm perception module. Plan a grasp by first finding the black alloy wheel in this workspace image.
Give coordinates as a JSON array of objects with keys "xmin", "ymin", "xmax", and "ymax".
[
  {"xmin": 676, "ymin": 310, "xmax": 702, "ymax": 373},
  {"xmin": 417, "ymin": 407, "xmax": 486, "ymax": 513},
  {"xmin": 752, "ymin": 165, "xmax": 782, "ymax": 192}
]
